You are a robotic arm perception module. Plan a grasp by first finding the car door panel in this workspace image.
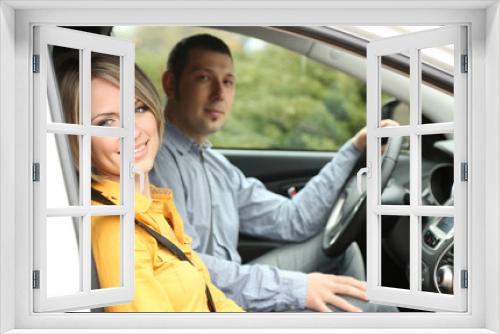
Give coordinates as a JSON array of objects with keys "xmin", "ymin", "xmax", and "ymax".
[{"xmin": 218, "ymin": 149, "xmax": 335, "ymax": 194}]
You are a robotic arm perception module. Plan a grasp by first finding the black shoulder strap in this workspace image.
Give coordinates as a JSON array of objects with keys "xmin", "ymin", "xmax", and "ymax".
[{"xmin": 91, "ymin": 188, "xmax": 216, "ymax": 312}]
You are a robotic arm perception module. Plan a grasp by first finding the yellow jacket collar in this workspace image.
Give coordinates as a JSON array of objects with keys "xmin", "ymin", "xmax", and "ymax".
[{"xmin": 92, "ymin": 179, "xmax": 156, "ymax": 214}]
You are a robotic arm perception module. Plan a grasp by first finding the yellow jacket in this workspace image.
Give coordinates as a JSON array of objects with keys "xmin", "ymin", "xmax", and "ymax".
[{"xmin": 91, "ymin": 179, "xmax": 244, "ymax": 312}]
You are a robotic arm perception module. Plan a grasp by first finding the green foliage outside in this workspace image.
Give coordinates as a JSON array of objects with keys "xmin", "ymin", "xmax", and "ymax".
[{"xmin": 113, "ymin": 26, "xmax": 375, "ymax": 152}]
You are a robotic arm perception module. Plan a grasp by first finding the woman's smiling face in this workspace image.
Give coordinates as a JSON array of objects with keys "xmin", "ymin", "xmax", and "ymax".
[{"xmin": 90, "ymin": 77, "xmax": 159, "ymax": 182}]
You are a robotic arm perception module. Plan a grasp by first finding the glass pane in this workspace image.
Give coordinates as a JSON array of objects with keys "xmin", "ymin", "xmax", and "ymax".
[
  {"xmin": 422, "ymin": 216, "xmax": 454, "ymax": 294},
  {"xmin": 90, "ymin": 136, "xmax": 122, "ymax": 203},
  {"xmin": 380, "ymin": 136, "xmax": 410, "ymax": 205},
  {"xmin": 381, "ymin": 215, "xmax": 409, "ymax": 290},
  {"xmin": 90, "ymin": 52, "xmax": 121, "ymax": 129},
  {"xmin": 50, "ymin": 45, "xmax": 81, "ymax": 125},
  {"xmin": 383, "ymin": 100, "xmax": 410, "ymax": 127},
  {"xmin": 47, "ymin": 133, "xmax": 80, "ymax": 208},
  {"xmin": 420, "ymin": 44, "xmax": 454, "ymax": 125},
  {"xmin": 425, "ymin": 163, "xmax": 454, "ymax": 206},
  {"xmin": 421, "ymin": 134, "xmax": 454, "ymax": 206},
  {"xmin": 91, "ymin": 215, "xmax": 122, "ymax": 290},
  {"xmin": 47, "ymin": 216, "xmax": 81, "ymax": 297},
  {"xmin": 380, "ymin": 51, "xmax": 410, "ymax": 125}
]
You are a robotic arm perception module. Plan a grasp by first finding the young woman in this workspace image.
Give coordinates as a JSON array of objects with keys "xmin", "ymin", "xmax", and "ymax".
[{"xmin": 56, "ymin": 53, "xmax": 243, "ymax": 312}]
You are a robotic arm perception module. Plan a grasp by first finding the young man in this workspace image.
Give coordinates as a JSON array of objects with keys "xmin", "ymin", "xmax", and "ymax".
[{"xmin": 150, "ymin": 34, "xmax": 397, "ymax": 312}]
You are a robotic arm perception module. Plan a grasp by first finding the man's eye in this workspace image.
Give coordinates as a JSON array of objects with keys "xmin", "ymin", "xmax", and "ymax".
[
  {"xmin": 224, "ymin": 80, "xmax": 234, "ymax": 87},
  {"xmin": 199, "ymin": 75, "xmax": 210, "ymax": 81}
]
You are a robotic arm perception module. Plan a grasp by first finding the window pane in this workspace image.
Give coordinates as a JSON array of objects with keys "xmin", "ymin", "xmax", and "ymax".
[
  {"xmin": 90, "ymin": 52, "xmax": 121, "ymax": 128},
  {"xmin": 420, "ymin": 44, "xmax": 454, "ymax": 124},
  {"xmin": 421, "ymin": 134, "xmax": 454, "ymax": 206},
  {"xmin": 383, "ymin": 100, "xmax": 410, "ymax": 127},
  {"xmin": 90, "ymin": 136, "xmax": 122, "ymax": 202},
  {"xmin": 47, "ymin": 216, "xmax": 81, "ymax": 297},
  {"xmin": 49, "ymin": 45, "xmax": 81, "ymax": 125},
  {"xmin": 91, "ymin": 215, "xmax": 122, "ymax": 290},
  {"xmin": 422, "ymin": 216, "xmax": 454, "ymax": 294},
  {"xmin": 46, "ymin": 133, "xmax": 80, "ymax": 208},
  {"xmin": 381, "ymin": 215, "xmax": 409, "ymax": 290},
  {"xmin": 380, "ymin": 136, "xmax": 410, "ymax": 205},
  {"xmin": 380, "ymin": 52, "xmax": 410, "ymax": 125},
  {"xmin": 425, "ymin": 163, "xmax": 454, "ymax": 206}
]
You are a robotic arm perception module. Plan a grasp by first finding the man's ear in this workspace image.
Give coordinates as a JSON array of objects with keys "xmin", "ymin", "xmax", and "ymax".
[{"xmin": 162, "ymin": 71, "xmax": 176, "ymax": 99}]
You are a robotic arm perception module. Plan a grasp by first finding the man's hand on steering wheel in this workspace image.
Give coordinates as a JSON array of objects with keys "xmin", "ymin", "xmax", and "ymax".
[
  {"xmin": 350, "ymin": 119, "xmax": 400, "ymax": 152},
  {"xmin": 322, "ymin": 119, "xmax": 402, "ymax": 258}
]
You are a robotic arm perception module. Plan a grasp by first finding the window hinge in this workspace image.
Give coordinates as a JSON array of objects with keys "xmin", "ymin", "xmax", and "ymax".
[
  {"xmin": 33, "ymin": 54, "xmax": 40, "ymax": 73},
  {"xmin": 33, "ymin": 270, "xmax": 40, "ymax": 289},
  {"xmin": 33, "ymin": 163, "xmax": 40, "ymax": 182},
  {"xmin": 461, "ymin": 54, "xmax": 468, "ymax": 73},
  {"xmin": 461, "ymin": 162, "xmax": 468, "ymax": 181},
  {"xmin": 461, "ymin": 270, "xmax": 468, "ymax": 289}
]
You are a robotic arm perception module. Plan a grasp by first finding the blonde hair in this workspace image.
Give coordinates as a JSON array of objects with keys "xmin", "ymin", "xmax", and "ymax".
[{"xmin": 57, "ymin": 53, "xmax": 164, "ymax": 182}]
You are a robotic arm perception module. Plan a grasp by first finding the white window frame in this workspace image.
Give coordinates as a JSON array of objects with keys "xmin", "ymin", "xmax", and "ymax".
[
  {"xmin": 365, "ymin": 25, "xmax": 467, "ymax": 312},
  {"xmin": 32, "ymin": 25, "xmax": 136, "ymax": 312},
  {"xmin": 1, "ymin": 1, "xmax": 499, "ymax": 333}
]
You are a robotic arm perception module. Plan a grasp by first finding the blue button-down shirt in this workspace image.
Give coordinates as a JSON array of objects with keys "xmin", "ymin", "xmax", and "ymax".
[{"xmin": 150, "ymin": 120, "xmax": 361, "ymax": 311}]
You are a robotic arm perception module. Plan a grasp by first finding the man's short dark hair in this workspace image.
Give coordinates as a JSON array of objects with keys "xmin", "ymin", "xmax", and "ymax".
[{"xmin": 167, "ymin": 34, "xmax": 233, "ymax": 88}]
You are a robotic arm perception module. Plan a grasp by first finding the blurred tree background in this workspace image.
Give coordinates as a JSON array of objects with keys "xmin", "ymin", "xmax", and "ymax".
[{"xmin": 113, "ymin": 26, "xmax": 369, "ymax": 151}]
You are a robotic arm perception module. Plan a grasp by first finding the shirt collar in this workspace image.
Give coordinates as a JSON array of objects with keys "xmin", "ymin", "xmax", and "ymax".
[{"xmin": 164, "ymin": 118, "xmax": 212, "ymax": 155}]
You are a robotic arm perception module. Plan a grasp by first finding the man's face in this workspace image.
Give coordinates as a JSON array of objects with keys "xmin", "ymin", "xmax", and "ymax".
[{"xmin": 167, "ymin": 48, "xmax": 235, "ymax": 143}]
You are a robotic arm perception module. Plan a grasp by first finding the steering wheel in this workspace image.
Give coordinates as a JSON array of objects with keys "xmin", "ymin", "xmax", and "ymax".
[{"xmin": 322, "ymin": 134, "xmax": 404, "ymax": 258}]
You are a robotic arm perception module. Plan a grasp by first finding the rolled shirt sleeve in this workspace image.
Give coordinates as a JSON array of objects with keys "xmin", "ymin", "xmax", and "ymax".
[{"xmin": 237, "ymin": 141, "xmax": 362, "ymax": 242}]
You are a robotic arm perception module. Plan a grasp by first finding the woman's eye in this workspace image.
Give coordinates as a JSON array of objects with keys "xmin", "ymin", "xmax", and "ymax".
[
  {"xmin": 98, "ymin": 119, "xmax": 114, "ymax": 126},
  {"xmin": 135, "ymin": 105, "xmax": 149, "ymax": 114}
]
